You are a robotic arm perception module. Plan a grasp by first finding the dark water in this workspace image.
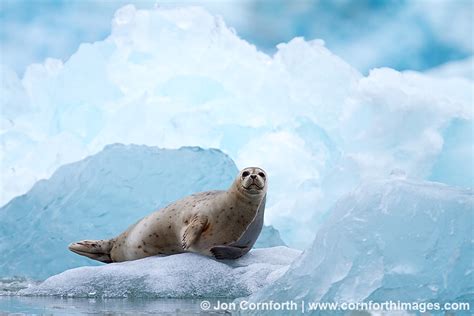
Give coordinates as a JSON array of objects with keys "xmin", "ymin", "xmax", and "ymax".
[{"xmin": 0, "ymin": 296, "xmax": 231, "ymax": 315}]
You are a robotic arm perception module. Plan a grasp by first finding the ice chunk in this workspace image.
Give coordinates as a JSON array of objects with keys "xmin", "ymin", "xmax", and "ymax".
[
  {"xmin": 0, "ymin": 277, "xmax": 40, "ymax": 296},
  {"xmin": 254, "ymin": 225, "xmax": 286, "ymax": 248},
  {"xmin": 245, "ymin": 179, "xmax": 473, "ymax": 308},
  {"xmin": 0, "ymin": 144, "xmax": 283, "ymax": 279},
  {"xmin": 18, "ymin": 247, "xmax": 300, "ymax": 298}
]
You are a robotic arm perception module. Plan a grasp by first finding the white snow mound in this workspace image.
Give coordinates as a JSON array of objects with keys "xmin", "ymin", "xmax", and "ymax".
[{"xmin": 19, "ymin": 247, "xmax": 300, "ymax": 298}]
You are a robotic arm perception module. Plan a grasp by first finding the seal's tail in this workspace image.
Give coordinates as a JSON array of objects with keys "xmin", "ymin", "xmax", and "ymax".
[{"xmin": 68, "ymin": 239, "xmax": 114, "ymax": 263}]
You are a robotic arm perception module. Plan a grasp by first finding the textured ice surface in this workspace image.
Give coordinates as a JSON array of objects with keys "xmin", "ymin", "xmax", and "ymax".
[
  {"xmin": 245, "ymin": 178, "xmax": 474, "ymax": 311},
  {"xmin": 18, "ymin": 247, "xmax": 300, "ymax": 298},
  {"xmin": 1, "ymin": 6, "xmax": 472, "ymax": 248},
  {"xmin": 0, "ymin": 144, "xmax": 284, "ymax": 279}
]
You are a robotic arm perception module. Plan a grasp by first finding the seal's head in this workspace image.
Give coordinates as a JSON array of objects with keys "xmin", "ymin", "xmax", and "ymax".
[{"xmin": 236, "ymin": 167, "xmax": 267, "ymax": 196}]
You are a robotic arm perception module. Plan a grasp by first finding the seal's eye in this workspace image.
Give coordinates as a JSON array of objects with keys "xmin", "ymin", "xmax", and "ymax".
[
  {"xmin": 258, "ymin": 172, "xmax": 265, "ymax": 178},
  {"xmin": 242, "ymin": 171, "xmax": 250, "ymax": 178}
]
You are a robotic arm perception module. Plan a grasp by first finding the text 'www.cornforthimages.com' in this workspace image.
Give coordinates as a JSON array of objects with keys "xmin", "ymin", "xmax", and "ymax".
[{"xmin": 200, "ymin": 300, "xmax": 471, "ymax": 313}]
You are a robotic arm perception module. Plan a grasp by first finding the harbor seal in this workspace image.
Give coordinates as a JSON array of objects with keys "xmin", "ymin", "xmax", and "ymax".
[{"xmin": 69, "ymin": 167, "xmax": 267, "ymax": 262}]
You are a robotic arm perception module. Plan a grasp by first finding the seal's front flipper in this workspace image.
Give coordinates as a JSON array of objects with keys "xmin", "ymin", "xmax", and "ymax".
[
  {"xmin": 210, "ymin": 245, "xmax": 248, "ymax": 260},
  {"xmin": 68, "ymin": 239, "xmax": 114, "ymax": 263},
  {"xmin": 182, "ymin": 214, "xmax": 208, "ymax": 250}
]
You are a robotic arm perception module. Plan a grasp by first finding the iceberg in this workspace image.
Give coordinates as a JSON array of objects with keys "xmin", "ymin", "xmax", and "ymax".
[
  {"xmin": 1, "ymin": 5, "xmax": 472, "ymax": 249},
  {"xmin": 3, "ymin": 1, "xmax": 472, "ymax": 74},
  {"xmin": 0, "ymin": 144, "xmax": 284, "ymax": 279},
  {"xmin": 18, "ymin": 247, "xmax": 300, "ymax": 298},
  {"xmin": 245, "ymin": 178, "xmax": 474, "ymax": 312}
]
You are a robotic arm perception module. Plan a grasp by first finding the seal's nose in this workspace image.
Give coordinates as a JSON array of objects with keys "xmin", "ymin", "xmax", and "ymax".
[{"xmin": 250, "ymin": 175, "xmax": 257, "ymax": 179}]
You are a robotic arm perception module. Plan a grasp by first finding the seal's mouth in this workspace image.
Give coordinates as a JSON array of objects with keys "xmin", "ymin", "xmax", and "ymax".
[{"xmin": 242, "ymin": 183, "xmax": 264, "ymax": 193}]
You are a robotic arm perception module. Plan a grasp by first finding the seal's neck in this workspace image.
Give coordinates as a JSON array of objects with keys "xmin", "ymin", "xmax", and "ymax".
[{"xmin": 228, "ymin": 180, "xmax": 265, "ymax": 217}]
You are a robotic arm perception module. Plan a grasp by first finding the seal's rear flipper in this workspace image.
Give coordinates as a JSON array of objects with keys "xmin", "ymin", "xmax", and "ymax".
[
  {"xmin": 210, "ymin": 245, "xmax": 248, "ymax": 260},
  {"xmin": 68, "ymin": 239, "xmax": 114, "ymax": 263}
]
